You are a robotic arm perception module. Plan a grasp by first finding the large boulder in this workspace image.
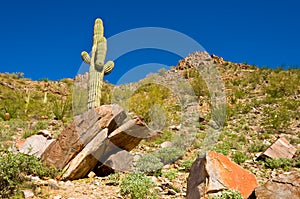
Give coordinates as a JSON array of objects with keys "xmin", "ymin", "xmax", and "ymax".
[
  {"xmin": 41, "ymin": 104, "xmax": 126, "ymax": 169},
  {"xmin": 187, "ymin": 151, "xmax": 258, "ymax": 199},
  {"xmin": 60, "ymin": 128, "xmax": 108, "ymax": 180},
  {"xmin": 59, "ymin": 117, "xmax": 153, "ymax": 180},
  {"xmin": 252, "ymin": 171, "xmax": 300, "ymax": 199}
]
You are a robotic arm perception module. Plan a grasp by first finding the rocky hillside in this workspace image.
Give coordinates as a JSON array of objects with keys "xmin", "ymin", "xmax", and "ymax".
[{"xmin": 0, "ymin": 52, "xmax": 299, "ymax": 198}]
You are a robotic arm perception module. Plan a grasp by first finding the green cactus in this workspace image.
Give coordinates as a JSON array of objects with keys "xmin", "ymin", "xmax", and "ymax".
[{"xmin": 81, "ymin": 18, "xmax": 114, "ymax": 109}]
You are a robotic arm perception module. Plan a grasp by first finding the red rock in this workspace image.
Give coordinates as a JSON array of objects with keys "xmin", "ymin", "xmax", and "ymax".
[{"xmin": 187, "ymin": 151, "xmax": 258, "ymax": 199}]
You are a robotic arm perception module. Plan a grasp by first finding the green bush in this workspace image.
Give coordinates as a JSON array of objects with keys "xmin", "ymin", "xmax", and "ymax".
[
  {"xmin": 107, "ymin": 173, "xmax": 120, "ymax": 186},
  {"xmin": 232, "ymin": 152, "xmax": 247, "ymax": 165},
  {"xmin": 22, "ymin": 120, "xmax": 48, "ymax": 138},
  {"xmin": 150, "ymin": 130, "xmax": 173, "ymax": 145},
  {"xmin": 162, "ymin": 169, "xmax": 177, "ymax": 181},
  {"xmin": 128, "ymin": 83, "xmax": 179, "ymax": 126},
  {"xmin": 120, "ymin": 172, "xmax": 155, "ymax": 199},
  {"xmin": 213, "ymin": 143, "xmax": 230, "ymax": 156},
  {"xmin": 265, "ymin": 158, "xmax": 293, "ymax": 171},
  {"xmin": 51, "ymin": 96, "xmax": 71, "ymax": 120},
  {"xmin": 248, "ymin": 141, "xmax": 268, "ymax": 153},
  {"xmin": 180, "ymin": 158, "xmax": 195, "ymax": 172},
  {"xmin": 183, "ymin": 68, "xmax": 209, "ymax": 98},
  {"xmin": 152, "ymin": 147, "xmax": 184, "ymax": 164},
  {"xmin": 135, "ymin": 147, "xmax": 184, "ymax": 174},
  {"xmin": 0, "ymin": 150, "xmax": 58, "ymax": 198},
  {"xmin": 135, "ymin": 154, "xmax": 163, "ymax": 174},
  {"xmin": 210, "ymin": 189, "xmax": 243, "ymax": 199}
]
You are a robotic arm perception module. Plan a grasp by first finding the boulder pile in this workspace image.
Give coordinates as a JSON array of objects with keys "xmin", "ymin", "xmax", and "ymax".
[{"xmin": 17, "ymin": 104, "xmax": 155, "ymax": 180}]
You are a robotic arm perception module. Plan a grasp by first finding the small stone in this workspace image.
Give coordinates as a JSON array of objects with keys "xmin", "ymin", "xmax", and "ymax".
[
  {"xmin": 65, "ymin": 180, "xmax": 73, "ymax": 186},
  {"xmin": 93, "ymin": 180, "xmax": 100, "ymax": 186},
  {"xmin": 37, "ymin": 129, "xmax": 52, "ymax": 139},
  {"xmin": 169, "ymin": 124, "xmax": 181, "ymax": 130},
  {"xmin": 151, "ymin": 176, "xmax": 159, "ymax": 184},
  {"xmin": 161, "ymin": 141, "xmax": 173, "ymax": 148},
  {"xmin": 168, "ymin": 189, "xmax": 177, "ymax": 195},
  {"xmin": 88, "ymin": 171, "xmax": 96, "ymax": 178},
  {"xmin": 49, "ymin": 182, "xmax": 59, "ymax": 190},
  {"xmin": 53, "ymin": 195, "xmax": 62, "ymax": 199},
  {"xmin": 154, "ymin": 186, "xmax": 163, "ymax": 192},
  {"xmin": 22, "ymin": 190, "xmax": 34, "ymax": 198},
  {"xmin": 30, "ymin": 176, "xmax": 41, "ymax": 181},
  {"xmin": 162, "ymin": 164, "xmax": 170, "ymax": 169}
]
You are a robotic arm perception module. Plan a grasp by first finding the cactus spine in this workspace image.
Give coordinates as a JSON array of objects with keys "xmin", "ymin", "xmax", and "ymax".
[{"xmin": 81, "ymin": 18, "xmax": 114, "ymax": 109}]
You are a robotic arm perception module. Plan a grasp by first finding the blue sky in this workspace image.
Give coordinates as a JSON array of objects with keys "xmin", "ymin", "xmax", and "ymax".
[{"xmin": 0, "ymin": 0, "xmax": 299, "ymax": 84}]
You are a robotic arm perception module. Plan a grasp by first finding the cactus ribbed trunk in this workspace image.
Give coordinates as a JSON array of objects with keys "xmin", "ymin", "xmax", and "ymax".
[
  {"xmin": 88, "ymin": 58, "xmax": 104, "ymax": 109},
  {"xmin": 81, "ymin": 18, "xmax": 114, "ymax": 109}
]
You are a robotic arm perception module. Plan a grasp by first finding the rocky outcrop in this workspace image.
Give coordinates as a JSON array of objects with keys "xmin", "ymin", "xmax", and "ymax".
[
  {"xmin": 41, "ymin": 104, "xmax": 126, "ymax": 169},
  {"xmin": 60, "ymin": 117, "xmax": 154, "ymax": 180},
  {"xmin": 22, "ymin": 103, "xmax": 154, "ymax": 180},
  {"xmin": 187, "ymin": 151, "xmax": 258, "ymax": 199},
  {"xmin": 252, "ymin": 171, "xmax": 300, "ymax": 199}
]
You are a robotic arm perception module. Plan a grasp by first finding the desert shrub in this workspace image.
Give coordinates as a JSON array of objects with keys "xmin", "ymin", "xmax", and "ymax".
[
  {"xmin": 22, "ymin": 120, "xmax": 48, "ymax": 138},
  {"xmin": 152, "ymin": 147, "xmax": 184, "ymax": 164},
  {"xmin": 135, "ymin": 154, "xmax": 163, "ymax": 174},
  {"xmin": 264, "ymin": 71, "xmax": 298, "ymax": 98},
  {"xmin": 51, "ymin": 96, "xmax": 71, "ymax": 120},
  {"xmin": 158, "ymin": 67, "xmax": 166, "ymax": 75},
  {"xmin": 120, "ymin": 172, "xmax": 156, "ymax": 199},
  {"xmin": 100, "ymin": 82, "xmax": 113, "ymax": 105},
  {"xmin": 162, "ymin": 169, "xmax": 177, "ymax": 181},
  {"xmin": 262, "ymin": 106, "xmax": 291, "ymax": 132},
  {"xmin": 213, "ymin": 141, "xmax": 231, "ymax": 156},
  {"xmin": 150, "ymin": 130, "xmax": 173, "ymax": 145},
  {"xmin": 210, "ymin": 189, "xmax": 243, "ymax": 199},
  {"xmin": 128, "ymin": 83, "xmax": 179, "ymax": 126},
  {"xmin": 265, "ymin": 158, "xmax": 293, "ymax": 171},
  {"xmin": 180, "ymin": 158, "xmax": 195, "ymax": 172},
  {"xmin": 232, "ymin": 152, "xmax": 247, "ymax": 165},
  {"xmin": 0, "ymin": 150, "xmax": 58, "ymax": 198},
  {"xmin": 183, "ymin": 68, "xmax": 209, "ymax": 98},
  {"xmin": 0, "ymin": 95, "xmax": 21, "ymax": 119},
  {"xmin": 248, "ymin": 140, "xmax": 268, "ymax": 153},
  {"xmin": 107, "ymin": 173, "xmax": 120, "ymax": 186}
]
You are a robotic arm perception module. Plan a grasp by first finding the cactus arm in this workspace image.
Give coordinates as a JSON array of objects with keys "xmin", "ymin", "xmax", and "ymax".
[
  {"xmin": 104, "ymin": 61, "xmax": 114, "ymax": 75},
  {"xmin": 81, "ymin": 51, "xmax": 91, "ymax": 64}
]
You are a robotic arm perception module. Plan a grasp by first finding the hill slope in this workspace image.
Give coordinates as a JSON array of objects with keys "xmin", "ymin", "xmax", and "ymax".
[{"xmin": 0, "ymin": 52, "xmax": 299, "ymax": 198}]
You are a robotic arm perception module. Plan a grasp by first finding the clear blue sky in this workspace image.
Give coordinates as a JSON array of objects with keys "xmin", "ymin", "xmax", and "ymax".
[{"xmin": 0, "ymin": 0, "xmax": 299, "ymax": 84}]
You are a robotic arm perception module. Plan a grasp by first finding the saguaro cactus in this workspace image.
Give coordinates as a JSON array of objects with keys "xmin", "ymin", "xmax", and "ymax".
[{"xmin": 81, "ymin": 18, "xmax": 114, "ymax": 109}]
